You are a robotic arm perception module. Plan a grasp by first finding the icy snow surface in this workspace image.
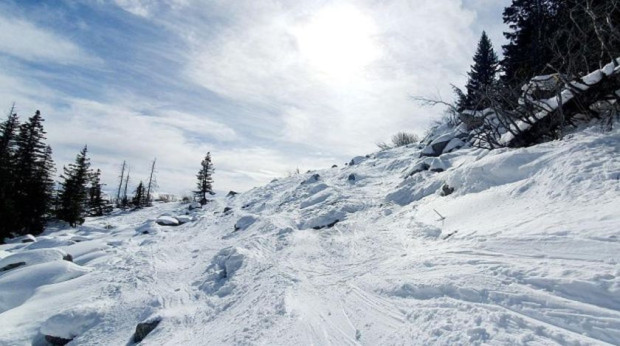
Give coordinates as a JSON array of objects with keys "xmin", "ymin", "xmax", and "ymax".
[{"xmin": 1, "ymin": 126, "xmax": 620, "ymax": 345}]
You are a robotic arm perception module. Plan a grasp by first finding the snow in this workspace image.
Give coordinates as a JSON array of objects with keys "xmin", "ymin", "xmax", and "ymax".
[{"xmin": 0, "ymin": 126, "xmax": 619, "ymax": 344}]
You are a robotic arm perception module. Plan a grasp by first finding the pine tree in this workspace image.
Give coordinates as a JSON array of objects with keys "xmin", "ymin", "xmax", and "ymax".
[
  {"xmin": 13, "ymin": 110, "xmax": 55, "ymax": 235},
  {"xmin": 195, "ymin": 152, "xmax": 214, "ymax": 205},
  {"xmin": 58, "ymin": 146, "xmax": 91, "ymax": 227},
  {"xmin": 30, "ymin": 145, "xmax": 56, "ymax": 231},
  {"xmin": 88, "ymin": 168, "xmax": 106, "ymax": 216},
  {"xmin": 132, "ymin": 181, "xmax": 146, "ymax": 208},
  {"xmin": 0, "ymin": 107, "xmax": 20, "ymax": 241},
  {"xmin": 459, "ymin": 32, "xmax": 499, "ymax": 111},
  {"xmin": 501, "ymin": 0, "xmax": 562, "ymax": 85}
]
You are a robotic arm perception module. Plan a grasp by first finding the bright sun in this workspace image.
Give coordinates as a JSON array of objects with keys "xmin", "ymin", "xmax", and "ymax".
[{"xmin": 293, "ymin": 5, "xmax": 380, "ymax": 81}]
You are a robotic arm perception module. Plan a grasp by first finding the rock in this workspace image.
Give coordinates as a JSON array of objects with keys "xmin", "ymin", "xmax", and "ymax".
[
  {"xmin": 348, "ymin": 174, "xmax": 356, "ymax": 182},
  {"xmin": 44, "ymin": 335, "xmax": 73, "ymax": 345},
  {"xmin": 408, "ymin": 162, "xmax": 430, "ymax": 176},
  {"xmin": 21, "ymin": 234, "xmax": 36, "ymax": 243},
  {"xmin": 63, "ymin": 254, "xmax": 73, "ymax": 262},
  {"xmin": 301, "ymin": 174, "xmax": 320, "ymax": 185},
  {"xmin": 0, "ymin": 248, "xmax": 69, "ymax": 271},
  {"xmin": 188, "ymin": 202, "xmax": 202, "ymax": 210},
  {"xmin": 443, "ymin": 138, "xmax": 465, "ymax": 153},
  {"xmin": 0, "ymin": 261, "xmax": 26, "ymax": 272},
  {"xmin": 133, "ymin": 319, "xmax": 161, "ymax": 343},
  {"xmin": 312, "ymin": 219, "xmax": 340, "ymax": 230},
  {"xmin": 223, "ymin": 207, "xmax": 233, "ymax": 214},
  {"xmin": 156, "ymin": 216, "xmax": 179, "ymax": 226},
  {"xmin": 234, "ymin": 216, "xmax": 257, "ymax": 231},
  {"xmin": 421, "ymin": 133, "xmax": 454, "ymax": 157},
  {"xmin": 331, "ymin": 164, "xmax": 338, "ymax": 168},
  {"xmin": 428, "ymin": 158, "xmax": 448, "ymax": 172},
  {"xmin": 226, "ymin": 191, "xmax": 239, "ymax": 197},
  {"xmin": 176, "ymin": 215, "xmax": 192, "ymax": 224},
  {"xmin": 441, "ymin": 184, "xmax": 455, "ymax": 196},
  {"xmin": 349, "ymin": 156, "xmax": 366, "ymax": 166}
]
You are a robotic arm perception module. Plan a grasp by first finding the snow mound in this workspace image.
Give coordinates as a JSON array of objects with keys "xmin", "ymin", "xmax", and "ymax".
[
  {"xmin": 200, "ymin": 247, "xmax": 248, "ymax": 296},
  {"xmin": 0, "ymin": 248, "xmax": 69, "ymax": 272},
  {"xmin": 0, "ymin": 261, "xmax": 90, "ymax": 312}
]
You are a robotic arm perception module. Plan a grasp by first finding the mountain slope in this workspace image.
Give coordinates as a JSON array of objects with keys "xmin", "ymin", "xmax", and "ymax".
[{"xmin": 1, "ymin": 126, "xmax": 619, "ymax": 345}]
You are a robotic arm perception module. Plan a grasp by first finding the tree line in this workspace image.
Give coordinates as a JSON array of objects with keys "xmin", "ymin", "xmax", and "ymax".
[
  {"xmin": 0, "ymin": 107, "xmax": 164, "ymax": 242},
  {"xmin": 451, "ymin": 0, "xmax": 619, "ymax": 147}
]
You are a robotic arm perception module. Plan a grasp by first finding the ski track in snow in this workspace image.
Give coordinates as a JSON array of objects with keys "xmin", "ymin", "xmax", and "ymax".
[{"xmin": 1, "ymin": 126, "xmax": 619, "ymax": 345}]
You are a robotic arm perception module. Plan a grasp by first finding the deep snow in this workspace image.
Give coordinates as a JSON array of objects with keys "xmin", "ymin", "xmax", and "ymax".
[{"xmin": 1, "ymin": 125, "xmax": 619, "ymax": 345}]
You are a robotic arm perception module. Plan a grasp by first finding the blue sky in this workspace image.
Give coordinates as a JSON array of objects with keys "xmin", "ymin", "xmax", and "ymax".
[{"xmin": 0, "ymin": 0, "xmax": 509, "ymax": 195}]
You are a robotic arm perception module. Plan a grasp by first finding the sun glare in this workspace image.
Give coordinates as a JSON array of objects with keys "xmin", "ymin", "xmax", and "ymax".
[{"xmin": 293, "ymin": 5, "xmax": 380, "ymax": 82}]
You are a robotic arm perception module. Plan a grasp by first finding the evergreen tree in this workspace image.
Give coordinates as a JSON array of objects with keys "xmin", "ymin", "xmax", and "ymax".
[
  {"xmin": 13, "ymin": 110, "xmax": 54, "ymax": 235},
  {"xmin": 501, "ymin": 0, "xmax": 562, "ymax": 85},
  {"xmin": 30, "ymin": 145, "xmax": 56, "ymax": 231},
  {"xmin": 58, "ymin": 146, "xmax": 91, "ymax": 227},
  {"xmin": 88, "ymin": 168, "xmax": 106, "ymax": 216},
  {"xmin": 0, "ymin": 107, "xmax": 20, "ymax": 241},
  {"xmin": 132, "ymin": 181, "xmax": 146, "ymax": 208},
  {"xmin": 195, "ymin": 152, "xmax": 214, "ymax": 205},
  {"xmin": 459, "ymin": 32, "xmax": 499, "ymax": 111}
]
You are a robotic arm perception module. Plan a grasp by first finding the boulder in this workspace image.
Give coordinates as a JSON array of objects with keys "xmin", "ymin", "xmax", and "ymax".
[
  {"xmin": 133, "ymin": 319, "xmax": 161, "ymax": 343},
  {"xmin": 301, "ymin": 174, "xmax": 320, "ymax": 185},
  {"xmin": 223, "ymin": 207, "xmax": 233, "ymax": 214},
  {"xmin": 21, "ymin": 234, "xmax": 36, "ymax": 243},
  {"xmin": 349, "ymin": 156, "xmax": 366, "ymax": 166},
  {"xmin": 176, "ymin": 215, "xmax": 193, "ymax": 224},
  {"xmin": 156, "ymin": 216, "xmax": 179, "ymax": 226},
  {"xmin": 408, "ymin": 162, "xmax": 430, "ymax": 176},
  {"xmin": 348, "ymin": 173, "xmax": 356, "ymax": 182},
  {"xmin": 427, "ymin": 158, "xmax": 448, "ymax": 172},
  {"xmin": 44, "ymin": 335, "xmax": 72, "ymax": 346},
  {"xmin": 443, "ymin": 138, "xmax": 466, "ymax": 153},
  {"xmin": 331, "ymin": 164, "xmax": 338, "ymax": 168},
  {"xmin": 440, "ymin": 184, "xmax": 455, "ymax": 196},
  {"xmin": 226, "ymin": 191, "xmax": 239, "ymax": 197},
  {"xmin": 234, "ymin": 216, "xmax": 257, "ymax": 231}
]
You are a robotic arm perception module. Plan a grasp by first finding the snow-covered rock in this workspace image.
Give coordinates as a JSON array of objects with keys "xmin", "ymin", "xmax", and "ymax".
[
  {"xmin": 0, "ymin": 261, "xmax": 90, "ymax": 312},
  {"xmin": 176, "ymin": 215, "xmax": 193, "ymax": 224},
  {"xmin": 301, "ymin": 173, "xmax": 321, "ymax": 185},
  {"xmin": 156, "ymin": 216, "xmax": 180, "ymax": 226},
  {"xmin": 234, "ymin": 216, "xmax": 257, "ymax": 231},
  {"xmin": 40, "ymin": 309, "xmax": 102, "ymax": 344},
  {"xmin": 189, "ymin": 202, "xmax": 202, "ymax": 210},
  {"xmin": 0, "ymin": 248, "xmax": 70, "ymax": 272}
]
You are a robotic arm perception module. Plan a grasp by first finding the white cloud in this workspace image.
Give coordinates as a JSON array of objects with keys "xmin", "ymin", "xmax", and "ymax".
[
  {"xmin": 0, "ymin": 14, "xmax": 96, "ymax": 65},
  {"xmin": 183, "ymin": 0, "xmax": 479, "ymax": 155}
]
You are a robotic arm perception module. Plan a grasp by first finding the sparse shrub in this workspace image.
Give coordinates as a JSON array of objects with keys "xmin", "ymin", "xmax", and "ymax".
[{"xmin": 391, "ymin": 132, "xmax": 420, "ymax": 147}]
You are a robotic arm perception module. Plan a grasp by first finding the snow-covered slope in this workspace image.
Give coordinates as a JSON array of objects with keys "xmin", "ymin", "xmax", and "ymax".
[{"xmin": 1, "ymin": 126, "xmax": 619, "ymax": 345}]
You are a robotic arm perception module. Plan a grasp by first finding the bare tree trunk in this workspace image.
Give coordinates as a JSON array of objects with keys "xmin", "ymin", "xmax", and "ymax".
[
  {"xmin": 116, "ymin": 161, "xmax": 126, "ymax": 206},
  {"xmin": 146, "ymin": 158, "xmax": 156, "ymax": 206}
]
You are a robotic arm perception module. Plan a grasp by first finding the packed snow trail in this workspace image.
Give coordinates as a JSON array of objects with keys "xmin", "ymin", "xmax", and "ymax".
[{"xmin": 0, "ymin": 126, "xmax": 619, "ymax": 345}]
